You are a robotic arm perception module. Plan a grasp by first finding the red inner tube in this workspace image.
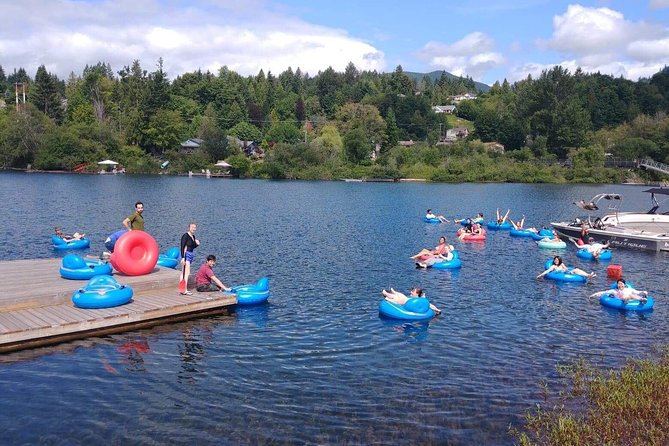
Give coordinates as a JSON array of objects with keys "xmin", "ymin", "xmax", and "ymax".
[
  {"xmin": 110, "ymin": 231, "xmax": 159, "ymax": 275},
  {"xmin": 457, "ymin": 228, "xmax": 487, "ymax": 241}
]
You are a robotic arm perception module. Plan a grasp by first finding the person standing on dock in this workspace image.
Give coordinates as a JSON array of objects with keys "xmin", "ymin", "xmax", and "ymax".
[
  {"xmin": 180, "ymin": 223, "xmax": 200, "ymax": 295},
  {"xmin": 195, "ymin": 255, "xmax": 232, "ymax": 292},
  {"xmin": 123, "ymin": 202, "xmax": 145, "ymax": 231}
]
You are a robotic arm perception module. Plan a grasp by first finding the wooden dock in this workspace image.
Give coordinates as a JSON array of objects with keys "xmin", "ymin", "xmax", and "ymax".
[{"xmin": 0, "ymin": 258, "xmax": 237, "ymax": 353}]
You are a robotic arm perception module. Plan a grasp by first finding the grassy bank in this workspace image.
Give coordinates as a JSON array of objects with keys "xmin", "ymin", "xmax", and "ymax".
[{"xmin": 513, "ymin": 346, "xmax": 669, "ymax": 446}]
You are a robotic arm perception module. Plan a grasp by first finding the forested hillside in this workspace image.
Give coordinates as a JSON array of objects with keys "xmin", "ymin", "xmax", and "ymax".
[{"xmin": 0, "ymin": 59, "xmax": 667, "ymax": 182}]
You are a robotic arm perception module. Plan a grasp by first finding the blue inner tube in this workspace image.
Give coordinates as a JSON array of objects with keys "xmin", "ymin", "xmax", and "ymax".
[
  {"xmin": 60, "ymin": 254, "xmax": 113, "ymax": 280},
  {"xmin": 104, "ymin": 229, "xmax": 128, "ymax": 252},
  {"xmin": 156, "ymin": 246, "xmax": 181, "ymax": 269},
  {"xmin": 486, "ymin": 221, "xmax": 512, "ymax": 230},
  {"xmin": 157, "ymin": 256, "xmax": 179, "ymax": 269},
  {"xmin": 600, "ymin": 294, "xmax": 654, "ymax": 311},
  {"xmin": 72, "ymin": 275, "xmax": 133, "ymax": 309},
  {"xmin": 236, "ymin": 292, "xmax": 270, "ymax": 305},
  {"xmin": 531, "ymin": 232, "xmax": 550, "ymax": 241},
  {"xmin": 539, "ymin": 229, "xmax": 554, "ymax": 237},
  {"xmin": 424, "ymin": 217, "xmax": 441, "ymax": 223},
  {"xmin": 227, "ymin": 277, "xmax": 270, "ymax": 305},
  {"xmin": 510, "ymin": 228, "xmax": 534, "ymax": 237},
  {"xmin": 379, "ymin": 298, "xmax": 435, "ymax": 320},
  {"xmin": 542, "ymin": 259, "xmax": 587, "ymax": 283},
  {"xmin": 52, "ymin": 236, "xmax": 90, "ymax": 251},
  {"xmin": 431, "ymin": 251, "xmax": 462, "ymax": 269},
  {"xmin": 537, "ymin": 240, "xmax": 567, "ymax": 249},
  {"xmin": 600, "ymin": 281, "xmax": 652, "ymax": 311},
  {"xmin": 576, "ymin": 248, "xmax": 612, "ymax": 261}
]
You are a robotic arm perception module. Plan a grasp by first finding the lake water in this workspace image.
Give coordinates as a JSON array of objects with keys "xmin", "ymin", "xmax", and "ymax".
[{"xmin": 0, "ymin": 172, "xmax": 667, "ymax": 445}]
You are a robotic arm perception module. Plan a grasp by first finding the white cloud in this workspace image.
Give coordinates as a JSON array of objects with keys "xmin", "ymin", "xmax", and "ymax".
[
  {"xmin": 0, "ymin": 0, "xmax": 385, "ymax": 79},
  {"xmin": 507, "ymin": 59, "xmax": 664, "ymax": 83},
  {"xmin": 627, "ymin": 37, "xmax": 669, "ymax": 61},
  {"xmin": 512, "ymin": 4, "xmax": 669, "ymax": 82},
  {"xmin": 417, "ymin": 32, "xmax": 505, "ymax": 80}
]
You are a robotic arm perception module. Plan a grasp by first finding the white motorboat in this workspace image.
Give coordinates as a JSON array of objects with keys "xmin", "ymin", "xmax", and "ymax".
[{"xmin": 551, "ymin": 188, "xmax": 669, "ymax": 252}]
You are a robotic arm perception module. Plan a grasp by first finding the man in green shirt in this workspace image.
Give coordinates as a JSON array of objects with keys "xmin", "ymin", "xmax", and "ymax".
[{"xmin": 122, "ymin": 201, "xmax": 145, "ymax": 231}]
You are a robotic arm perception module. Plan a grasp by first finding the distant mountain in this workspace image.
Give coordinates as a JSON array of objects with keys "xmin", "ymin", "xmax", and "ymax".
[{"xmin": 405, "ymin": 70, "xmax": 490, "ymax": 92}]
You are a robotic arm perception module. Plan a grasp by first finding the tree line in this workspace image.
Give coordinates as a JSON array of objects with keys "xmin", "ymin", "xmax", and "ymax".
[{"xmin": 0, "ymin": 59, "xmax": 668, "ymax": 182}]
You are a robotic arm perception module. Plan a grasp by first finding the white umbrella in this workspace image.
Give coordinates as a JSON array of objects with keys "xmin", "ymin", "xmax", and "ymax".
[
  {"xmin": 97, "ymin": 159, "xmax": 119, "ymax": 165},
  {"xmin": 214, "ymin": 160, "xmax": 231, "ymax": 167}
]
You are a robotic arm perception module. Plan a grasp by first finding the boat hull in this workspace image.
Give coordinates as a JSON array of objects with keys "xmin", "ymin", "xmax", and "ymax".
[{"xmin": 551, "ymin": 222, "xmax": 669, "ymax": 252}]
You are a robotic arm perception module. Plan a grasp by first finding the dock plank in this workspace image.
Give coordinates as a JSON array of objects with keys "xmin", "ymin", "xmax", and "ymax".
[
  {"xmin": 16, "ymin": 309, "xmax": 54, "ymax": 328},
  {"xmin": 0, "ymin": 257, "xmax": 238, "ymax": 353},
  {"xmin": 26, "ymin": 308, "xmax": 67, "ymax": 327}
]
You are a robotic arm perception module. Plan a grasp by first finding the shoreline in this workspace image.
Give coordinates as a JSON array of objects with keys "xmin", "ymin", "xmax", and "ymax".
[{"xmin": 3, "ymin": 168, "xmax": 667, "ymax": 186}]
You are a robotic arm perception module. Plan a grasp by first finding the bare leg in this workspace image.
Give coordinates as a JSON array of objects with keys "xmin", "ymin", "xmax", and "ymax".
[
  {"xmin": 410, "ymin": 249, "xmax": 432, "ymax": 259},
  {"xmin": 570, "ymin": 267, "xmax": 595, "ymax": 278}
]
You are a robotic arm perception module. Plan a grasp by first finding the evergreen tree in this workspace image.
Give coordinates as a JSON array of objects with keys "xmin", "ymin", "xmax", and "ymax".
[
  {"xmin": 295, "ymin": 97, "xmax": 306, "ymax": 122},
  {"xmin": 0, "ymin": 65, "xmax": 6, "ymax": 95},
  {"xmin": 32, "ymin": 65, "xmax": 62, "ymax": 122},
  {"xmin": 199, "ymin": 104, "xmax": 229, "ymax": 161},
  {"xmin": 383, "ymin": 108, "xmax": 400, "ymax": 151}
]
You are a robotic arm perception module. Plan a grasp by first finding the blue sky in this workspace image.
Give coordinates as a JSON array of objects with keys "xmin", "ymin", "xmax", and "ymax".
[{"xmin": 1, "ymin": 0, "xmax": 668, "ymax": 85}]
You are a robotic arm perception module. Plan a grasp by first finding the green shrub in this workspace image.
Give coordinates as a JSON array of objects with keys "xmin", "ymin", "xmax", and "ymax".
[{"xmin": 513, "ymin": 347, "xmax": 669, "ymax": 446}]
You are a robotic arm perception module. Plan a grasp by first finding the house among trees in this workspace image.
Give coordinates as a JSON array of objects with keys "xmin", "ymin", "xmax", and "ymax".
[
  {"xmin": 432, "ymin": 105, "xmax": 456, "ymax": 114},
  {"xmin": 445, "ymin": 127, "xmax": 469, "ymax": 141},
  {"xmin": 229, "ymin": 137, "xmax": 263, "ymax": 158},
  {"xmin": 180, "ymin": 138, "xmax": 203, "ymax": 154},
  {"xmin": 450, "ymin": 93, "xmax": 478, "ymax": 103},
  {"xmin": 399, "ymin": 140, "xmax": 416, "ymax": 146}
]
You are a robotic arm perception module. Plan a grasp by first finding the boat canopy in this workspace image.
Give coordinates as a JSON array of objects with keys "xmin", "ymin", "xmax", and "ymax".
[{"xmin": 643, "ymin": 188, "xmax": 669, "ymax": 195}]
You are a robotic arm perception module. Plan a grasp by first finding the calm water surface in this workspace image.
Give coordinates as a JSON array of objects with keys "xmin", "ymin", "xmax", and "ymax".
[{"xmin": 0, "ymin": 172, "xmax": 667, "ymax": 445}]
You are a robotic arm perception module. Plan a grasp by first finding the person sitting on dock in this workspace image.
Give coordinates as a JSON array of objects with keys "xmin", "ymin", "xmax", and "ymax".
[
  {"xmin": 590, "ymin": 278, "xmax": 648, "ymax": 304},
  {"xmin": 54, "ymin": 227, "xmax": 85, "ymax": 241},
  {"xmin": 195, "ymin": 255, "xmax": 232, "ymax": 292},
  {"xmin": 382, "ymin": 287, "xmax": 441, "ymax": 314},
  {"xmin": 426, "ymin": 209, "xmax": 449, "ymax": 223}
]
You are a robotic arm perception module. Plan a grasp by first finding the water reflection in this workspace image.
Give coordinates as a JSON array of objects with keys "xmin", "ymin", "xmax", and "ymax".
[
  {"xmin": 2, "ymin": 176, "xmax": 669, "ymax": 445},
  {"xmin": 116, "ymin": 339, "xmax": 151, "ymax": 373},
  {"xmin": 177, "ymin": 325, "xmax": 214, "ymax": 385},
  {"xmin": 230, "ymin": 304, "xmax": 270, "ymax": 328},
  {"xmin": 380, "ymin": 318, "xmax": 431, "ymax": 342}
]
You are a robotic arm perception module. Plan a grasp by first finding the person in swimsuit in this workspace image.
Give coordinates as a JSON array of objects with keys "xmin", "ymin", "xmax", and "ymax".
[
  {"xmin": 537, "ymin": 256, "xmax": 595, "ymax": 280},
  {"xmin": 179, "ymin": 222, "xmax": 200, "ymax": 295},
  {"xmin": 382, "ymin": 287, "xmax": 441, "ymax": 314},
  {"xmin": 590, "ymin": 278, "xmax": 648, "ymax": 303}
]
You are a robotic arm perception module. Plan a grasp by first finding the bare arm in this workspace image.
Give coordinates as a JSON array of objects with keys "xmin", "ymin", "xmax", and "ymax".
[
  {"xmin": 210, "ymin": 274, "xmax": 230, "ymax": 291},
  {"xmin": 537, "ymin": 266, "xmax": 554, "ymax": 279},
  {"xmin": 589, "ymin": 290, "xmax": 611, "ymax": 298},
  {"xmin": 122, "ymin": 217, "xmax": 132, "ymax": 231}
]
